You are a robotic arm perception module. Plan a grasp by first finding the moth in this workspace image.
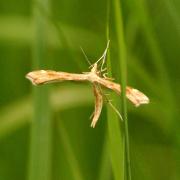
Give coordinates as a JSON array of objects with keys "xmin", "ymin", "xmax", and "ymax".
[{"xmin": 26, "ymin": 42, "xmax": 149, "ymax": 127}]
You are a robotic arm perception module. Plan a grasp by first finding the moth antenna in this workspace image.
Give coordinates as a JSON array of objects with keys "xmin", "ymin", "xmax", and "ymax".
[
  {"xmin": 80, "ymin": 46, "xmax": 92, "ymax": 67},
  {"xmin": 101, "ymin": 67, "xmax": 107, "ymax": 72},
  {"xmin": 94, "ymin": 40, "xmax": 110, "ymax": 72}
]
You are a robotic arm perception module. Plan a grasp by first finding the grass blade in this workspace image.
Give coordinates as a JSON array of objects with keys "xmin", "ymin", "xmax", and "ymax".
[
  {"xmin": 107, "ymin": 104, "xmax": 124, "ymax": 180},
  {"xmin": 98, "ymin": 135, "xmax": 112, "ymax": 180},
  {"xmin": 28, "ymin": 1, "xmax": 52, "ymax": 180},
  {"xmin": 112, "ymin": 0, "xmax": 131, "ymax": 179},
  {"xmin": 57, "ymin": 121, "xmax": 84, "ymax": 180},
  {"xmin": 105, "ymin": 1, "xmax": 124, "ymax": 180}
]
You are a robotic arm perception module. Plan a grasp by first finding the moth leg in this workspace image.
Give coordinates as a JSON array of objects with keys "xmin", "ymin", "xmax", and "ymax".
[
  {"xmin": 89, "ymin": 111, "xmax": 94, "ymax": 120},
  {"xmin": 101, "ymin": 67, "xmax": 107, "ymax": 73},
  {"xmin": 103, "ymin": 72, "xmax": 114, "ymax": 81},
  {"xmin": 97, "ymin": 85, "xmax": 123, "ymax": 121}
]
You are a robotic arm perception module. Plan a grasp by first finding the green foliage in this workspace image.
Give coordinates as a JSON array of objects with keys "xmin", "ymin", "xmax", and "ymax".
[{"xmin": 0, "ymin": 0, "xmax": 179, "ymax": 180}]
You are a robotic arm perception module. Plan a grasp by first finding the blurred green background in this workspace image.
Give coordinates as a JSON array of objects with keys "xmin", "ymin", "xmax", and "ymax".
[{"xmin": 0, "ymin": 0, "xmax": 179, "ymax": 180}]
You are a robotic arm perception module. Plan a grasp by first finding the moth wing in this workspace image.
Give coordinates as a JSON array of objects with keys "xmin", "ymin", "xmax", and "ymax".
[
  {"xmin": 96, "ymin": 77, "xmax": 149, "ymax": 107},
  {"xmin": 126, "ymin": 87, "xmax": 149, "ymax": 106},
  {"xmin": 91, "ymin": 84, "xmax": 103, "ymax": 128},
  {"xmin": 26, "ymin": 70, "xmax": 87, "ymax": 85}
]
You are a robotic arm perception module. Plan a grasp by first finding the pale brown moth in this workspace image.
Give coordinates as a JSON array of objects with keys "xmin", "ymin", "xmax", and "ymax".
[{"xmin": 26, "ymin": 42, "xmax": 149, "ymax": 127}]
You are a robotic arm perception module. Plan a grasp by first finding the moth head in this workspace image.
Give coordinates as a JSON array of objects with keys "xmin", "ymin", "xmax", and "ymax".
[{"xmin": 90, "ymin": 63, "xmax": 99, "ymax": 74}]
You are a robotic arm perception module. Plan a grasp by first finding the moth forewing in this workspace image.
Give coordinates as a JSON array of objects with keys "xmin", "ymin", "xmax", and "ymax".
[
  {"xmin": 91, "ymin": 84, "xmax": 103, "ymax": 128},
  {"xmin": 96, "ymin": 77, "xmax": 149, "ymax": 106},
  {"xmin": 26, "ymin": 70, "xmax": 88, "ymax": 85},
  {"xmin": 125, "ymin": 87, "xmax": 149, "ymax": 107},
  {"xmin": 95, "ymin": 77, "xmax": 120, "ymax": 94}
]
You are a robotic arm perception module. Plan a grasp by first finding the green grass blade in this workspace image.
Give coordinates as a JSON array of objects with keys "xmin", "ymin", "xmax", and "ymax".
[
  {"xmin": 105, "ymin": 1, "xmax": 124, "ymax": 180},
  {"xmin": 57, "ymin": 122, "xmax": 84, "ymax": 180},
  {"xmin": 28, "ymin": 1, "xmax": 52, "ymax": 180},
  {"xmin": 28, "ymin": 88, "xmax": 52, "ymax": 180},
  {"xmin": 98, "ymin": 137, "xmax": 111, "ymax": 180},
  {"xmin": 107, "ymin": 104, "xmax": 124, "ymax": 180},
  {"xmin": 112, "ymin": 0, "xmax": 131, "ymax": 179}
]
